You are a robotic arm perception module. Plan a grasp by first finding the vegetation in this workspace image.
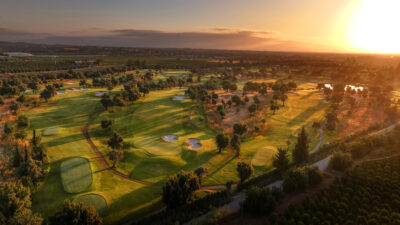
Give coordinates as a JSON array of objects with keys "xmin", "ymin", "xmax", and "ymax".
[
  {"xmin": 50, "ymin": 200, "xmax": 103, "ymax": 225},
  {"xmin": 236, "ymin": 161, "xmax": 254, "ymax": 183},
  {"xmin": 162, "ymin": 171, "xmax": 200, "ymax": 209},
  {"xmin": 266, "ymin": 157, "xmax": 400, "ymax": 225}
]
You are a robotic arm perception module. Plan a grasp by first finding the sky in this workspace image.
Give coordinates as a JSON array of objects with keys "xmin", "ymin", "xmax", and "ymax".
[{"xmin": 0, "ymin": 0, "xmax": 396, "ymax": 53}]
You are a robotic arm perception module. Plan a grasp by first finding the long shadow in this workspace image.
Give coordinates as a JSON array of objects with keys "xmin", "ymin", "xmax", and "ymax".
[
  {"xmin": 287, "ymin": 101, "xmax": 325, "ymax": 127},
  {"xmin": 46, "ymin": 133, "xmax": 86, "ymax": 147}
]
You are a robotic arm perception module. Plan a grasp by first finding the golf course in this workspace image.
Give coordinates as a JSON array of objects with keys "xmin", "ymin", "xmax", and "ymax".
[{"xmin": 19, "ymin": 70, "xmax": 334, "ymax": 224}]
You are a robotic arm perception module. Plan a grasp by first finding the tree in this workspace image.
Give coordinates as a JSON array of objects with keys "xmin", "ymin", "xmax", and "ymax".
[
  {"xmin": 236, "ymin": 161, "xmax": 253, "ymax": 183},
  {"xmin": 231, "ymin": 134, "xmax": 241, "ymax": 157},
  {"xmin": 4, "ymin": 122, "xmax": 13, "ymax": 135},
  {"xmin": 194, "ymin": 167, "xmax": 208, "ymax": 184},
  {"xmin": 108, "ymin": 150, "xmax": 123, "ymax": 168},
  {"xmin": 280, "ymin": 93, "xmax": 288, "ymax": 106},
  {"xmin": 50, "ymin": 200, "xmax": 102, "ymax": 225},
  {"xmin": 40, "ymin": 85, "xmax": 56, "ymax": 102},
  {"xmin": 13, "ymin": 144, "xmax": 22, "ymax": 167},
  {"xmin": 162, "ymin": 171, "xmax": 200, "ymax": 208},
  {"xmin": 270, "ymin": 100, "xmax": 280, "ymax": 114},
  {"xmin": 292, "ymin": 127, "xmax": 309, "ymax": 165},
  {"xmin": 101, "ymin": 119, "xmax": 114, "ymax": 129},
  {"xmin": 215, "ymin": 133, "xmax": 229, "ymax": 153},
  {"xmin": 233, "ymin": 123, "xmax": 248, "ymax": 136},
  {"xmin": 0, "ymin": 182, "xmax": 43, "ymax": 225},
  {"xmin": 248, "ymin": 103, "xmax": 257, "ymax": 114},
  {"xmin": 100, "ymin": 93, "xmax": 114, "ymax": 110},
  {"xmin": 9, "ymin": 101, "xmax": 20, "ymax": 113},
  {"xmin": 17, "ymin": 115, "xmax": 30, "ymax": 128},
  {"xmin": 326, "ymin": 112, "xmax": 338, "ymax": 130},
  {"xmin": 329, "ymin": 152, "xmax": 352, "ymax": 171},
  {"xmin": 231, "ymin": 95, "xmax": 242, "ymax": 106},
  {"xmin": 282, "ymin": 167, "xmax": 308, "ymax": 193},
  {"xmin": 272, "ymin": 148, "xmax": 290, "ymax": 176},
  {"xmin": 241, "ymin": 186, "xmax": 281, "ymax": 215},
  {"xmin": 107, "ymin": 132, "xmax": 123, "ymax": 150}
]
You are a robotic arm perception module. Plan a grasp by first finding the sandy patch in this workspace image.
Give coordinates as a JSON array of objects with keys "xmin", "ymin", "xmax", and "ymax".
[
  {"xmin": 186, "ymin": 138, "xmax": 202, "ymax": 149},
  {"xmin": 162, "ymin": 134, "xmax": 178, "ymax": 142},
  {"xmin": 173, "ymin": 96, "xmax": 186, "ymax": 101},
  {"xmin": 95, "ymin": 91, "xmax": 108, "ymax": 97}
]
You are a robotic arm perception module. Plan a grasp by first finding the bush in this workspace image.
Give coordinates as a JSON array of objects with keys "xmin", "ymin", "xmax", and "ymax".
[
  {"xmin": 305, "ymin": 166, "xmax": 323, "ymax": 187},
  {"xmin": 17, "ymin": 115, "xmax": 30, "ymax": 128},
  {"xmin": 241, "ymin": 186, "xmax": 279, "ymax": 215},
  {"xmin": 101, "ymin": 119, "xmax": 114, "ymax": 129},
  {"xmin": 329, "ymin": 152, "xmax": 352, "ymax": 171},
  {"xmin": 283, "ymin": 167, "xmax": 308, "ymax": 193}
]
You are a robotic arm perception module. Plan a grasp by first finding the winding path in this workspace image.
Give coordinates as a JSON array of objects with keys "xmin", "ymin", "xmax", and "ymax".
[{"xmin": 82, "ymin": 125, "xmax": 154, "ymax": 186}]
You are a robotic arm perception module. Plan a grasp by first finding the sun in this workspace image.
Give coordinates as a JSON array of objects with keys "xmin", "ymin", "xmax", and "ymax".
[{"xmin": 348, "ymin": 0, "xmax": 400, "ymax": 53}]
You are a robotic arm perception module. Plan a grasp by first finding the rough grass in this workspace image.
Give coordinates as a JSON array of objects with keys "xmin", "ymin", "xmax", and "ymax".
[
  {"xmin": 74, "ymin": 193, "xmax": 107, "ymax": 213},
  {"xmin": 60, "ymin": 157, "xmax": 93, "ymax": 193}
]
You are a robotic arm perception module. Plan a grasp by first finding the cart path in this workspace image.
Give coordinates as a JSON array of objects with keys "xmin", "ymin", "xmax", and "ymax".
[{"xmin": 82, "ymin": 125, "xmax": 154, "ymax": 186}]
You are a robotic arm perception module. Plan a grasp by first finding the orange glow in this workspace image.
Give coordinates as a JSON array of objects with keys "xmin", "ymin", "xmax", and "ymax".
[{"xmin": 348, "ymin": 0, "xmax": 400, "ymax": 53}]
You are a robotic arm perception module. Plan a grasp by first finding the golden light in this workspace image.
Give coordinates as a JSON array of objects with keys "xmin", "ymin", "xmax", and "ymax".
[{"xmin": 348, "ymin": 0, "xmax": 400, "ymax": 53}]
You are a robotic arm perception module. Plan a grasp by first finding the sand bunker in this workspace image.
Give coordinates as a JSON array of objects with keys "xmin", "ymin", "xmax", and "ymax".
[
  {"xmin": 173, "ymin": 96, "xmax": 186, "ymax": 101},
  {"xmin": 186, "ymin": 138, "xmax": 202, "ymax": 149},
  {"xmin": 65, "ymin": 82, "xmax": 76, "ymax": 85},
  {"xmin": 56, "ymin": 91, "xmax": 65, "ymax": 95},
  {"xmin": 162, "ymin": 134, "xmax": 178, "ymax": 142},
  {"xmin": 290, "ymin": 92, "xmax": 298, "ymax": 96},
  {"xmin": 95, "ymin": 91, "xmax": 108, "ymax": 97}
]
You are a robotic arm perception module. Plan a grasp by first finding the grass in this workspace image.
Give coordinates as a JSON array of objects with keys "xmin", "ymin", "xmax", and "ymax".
[
  {"xmin": 26, "ymin": 75, "xmax": 330, "ymax": 224},
  {"xmin": 26, "ymin": 88, "xmax": 161, "ymax": 225},
  {"xmin": 90, "ymin": 87, "xmax": 220, "ymax": 184},
  {"xmin": 202, "ymin": 87, "xmax": 329, "ymax": 185},
  {"xmin": 74, "ymin": 193, "xmax": 107, "ymax": 213},
  {"xmin": 42, "ymin": 127, "xmax": 60, "ymax": 136},
  {"xmin": 60, "ymin": 157, "xmax": 93, "ymax": 193}
]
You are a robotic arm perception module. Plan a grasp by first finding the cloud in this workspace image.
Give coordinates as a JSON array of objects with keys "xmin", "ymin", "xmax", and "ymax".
[{"xmin": 0, "ymin": 27, "xmax": 334, "ymax": 52}]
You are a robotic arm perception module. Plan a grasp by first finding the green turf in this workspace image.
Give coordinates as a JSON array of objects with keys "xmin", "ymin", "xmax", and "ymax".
[
  {"xmin": 42, "ymin": 127, "xmax": 60, "ymax": 136},
  {"xmin": 74, "ymin": 193, "xmax": 107, "ymax": 213},
  {"xmin": 26, "ymin": 76, "xmax": 331, "ymax": 224},
  {"xmin": 26, "ymin": 88, "xmax": 161, "ymax": 225},
  {"xmin": 60, "ymin": 157, "xmax": 93, "ymax": 193}
]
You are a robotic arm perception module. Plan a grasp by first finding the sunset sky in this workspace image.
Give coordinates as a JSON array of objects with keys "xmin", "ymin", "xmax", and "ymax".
[{"xmin": 1, "ymin": 0, "xmax": 399, "ymax": 53}]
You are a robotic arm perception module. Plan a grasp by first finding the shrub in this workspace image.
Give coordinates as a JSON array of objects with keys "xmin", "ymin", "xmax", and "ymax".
[
  {"xmin": 283, "ymin": 167, "xmax": 308, "ymax": 193},
  {"xmin": 305, "ymin": 166, "xmax": 323, "ymax": 187},
  {"xmin": 241, "ymin": 186, "xmax": 278, "ymax": 215},
  {"xmin": 329, "ymin": 152, "xmax": 352, "ymax": 171}
]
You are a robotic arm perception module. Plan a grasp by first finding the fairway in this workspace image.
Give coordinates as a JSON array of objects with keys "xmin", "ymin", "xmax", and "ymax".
[
  {"xmin": 60, "ymin": 157, "xmax": 93, "ymax": 193},
  {"xmin": 74, "ymin": 193, "xmax": 107, "ymax": 213},
  {"xmin": 42, "ymin": 127, "xmax": 61, "ymax": 136}
]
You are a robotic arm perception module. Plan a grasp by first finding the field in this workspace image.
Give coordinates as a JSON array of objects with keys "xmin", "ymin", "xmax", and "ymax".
[{"xmin": 26, "ymin": 72, "xmax": 333, "ymax": 224}]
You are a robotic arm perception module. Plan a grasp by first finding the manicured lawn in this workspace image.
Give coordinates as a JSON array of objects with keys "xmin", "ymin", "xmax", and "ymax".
[
  {"xmin": 74, "ymin": 193, "xmax": 108, "ymax": 213},
  {"xmin": 26, "ymin": 77, "xmax": 329, "ymax": 224},
  {"xmin": 60, "ymin": 157, "xmax": 93, "ymax": 193},
  {"xmin": 27, "ymin": 88, "xmax": 161, "ymax": 225},
  {"xmin": 203, "ymin": 87, "xmax": 329, "ymax": 185}
]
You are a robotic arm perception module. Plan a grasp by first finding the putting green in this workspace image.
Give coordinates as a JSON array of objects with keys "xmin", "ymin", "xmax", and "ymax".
[
  {"xmin": 60, "ymin": 157, "xmax": 93, "ymax": 193},
  {"xmin": 251, "ymin": 147, "xmax": 276, "ymax": 167},
  {"xmin": 74, "ymin": 193, "xmax": 107, "ymax": 213},
  {"xmin": 42, "ymin": 127, "xmax": 60, "ymax": 136}
]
